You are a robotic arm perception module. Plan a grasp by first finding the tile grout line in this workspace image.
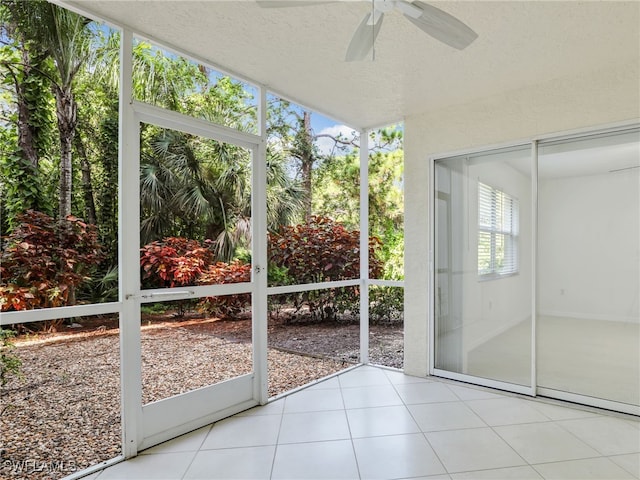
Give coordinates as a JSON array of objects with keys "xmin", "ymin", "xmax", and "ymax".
[
  {"xmin": 551, "ymin": 415, "xmax": 638, "ymax": 459},
  {"xmin": 485, "ymin": 412, "xmax": 610, "ymax": 473},
  {"xmin": 340, "ymin": 371, "xmax": 364, "ymax": 480},
  {"xmin": 268, "ymin": 396, "xmax": 287, "ymax": 480},
  {"xmin": 386, "ymin": 369, "xmax": 451, "ymax": 476},
  {"xmin": 180, "ymin": 423, "xmax": 215, "ymax": 479}
]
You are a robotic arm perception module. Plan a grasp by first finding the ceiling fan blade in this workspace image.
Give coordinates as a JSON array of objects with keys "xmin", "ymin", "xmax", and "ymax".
[
  {"xmin": 345, "ymin": 12, "xmax": 384, "ymax": 62},
  {"xmin": 256, "ymin": 1, "xmax": 335, "ymax": 7},
  {"xmin": 403, "ymin": 0, "xmax": 478, "ymax": 50}
]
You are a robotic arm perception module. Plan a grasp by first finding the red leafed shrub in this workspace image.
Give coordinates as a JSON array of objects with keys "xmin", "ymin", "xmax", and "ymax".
[
  {"xmin": 0, "ymin": 210, "xmax": 104, "ymax": 312},
  {"xmin": 140, "ymin": 237, "xmax": 214, "ymax": 288},
  {"xmin": 197, "ymin": 260, "xmax": 252, "ymax": 317},
  {"xmin": 268, "ymin": 216, "xmax": 383, "ymax": 321},
  {"xmin": 269, "ymin": 216, "xmax": 383, "ymax": 283}
]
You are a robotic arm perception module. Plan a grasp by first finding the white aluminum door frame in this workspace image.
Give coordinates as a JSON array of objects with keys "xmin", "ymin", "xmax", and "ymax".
[
  {"xmin": 119, "ymin": 28, "xmax": 267, "ymax": 451},
  {"xmin": 428, "ymin": 143, "xmax": 536, "ymax": 397}
]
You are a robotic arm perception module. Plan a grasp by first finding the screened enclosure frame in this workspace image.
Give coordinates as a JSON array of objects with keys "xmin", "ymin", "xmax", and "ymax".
[
  {"xmin": 428, "ymin": 120, "xmax": 640, "ymax": 417},
  {"xmin": 0, "ymin": 9, "xmax": 405, "ymax": 477}
]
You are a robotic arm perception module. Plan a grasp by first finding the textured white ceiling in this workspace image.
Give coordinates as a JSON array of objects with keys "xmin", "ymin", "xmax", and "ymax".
[{"xmin": 64, "ymin": 0, "xmax": 639, "ymax": 129}]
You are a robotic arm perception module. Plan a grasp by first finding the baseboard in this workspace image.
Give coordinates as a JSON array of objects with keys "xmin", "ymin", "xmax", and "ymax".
[{"xmin": 538, "ymin": 310, "xmax": 639, "ymax": 324}]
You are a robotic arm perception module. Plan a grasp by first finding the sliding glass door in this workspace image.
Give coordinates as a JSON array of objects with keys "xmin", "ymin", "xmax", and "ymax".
[
  {"xmin": 433, "ymin": 145, "xmax": 533, "ymax": 392},
  {"xmin": 432, "ymin": 126, "xmax": 640, "ymax": 414},
  {"xmin": 537, "ymin": 130, "xmax": 640, "ymax": 409}
]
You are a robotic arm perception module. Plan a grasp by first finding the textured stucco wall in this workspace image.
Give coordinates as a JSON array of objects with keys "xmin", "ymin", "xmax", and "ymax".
[{"xmin": 403, "ymin": 62, "xmax": 640, "ymax": 377}]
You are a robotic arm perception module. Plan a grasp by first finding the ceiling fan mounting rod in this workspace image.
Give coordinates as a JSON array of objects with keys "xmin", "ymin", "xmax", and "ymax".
[
  {"xmin": 370, "ymin": 0, "xmax": 423, "ymax": 18},
  {"xmin": 374, "ymin": 0, "xmax": 396, "ymax": 13},
  {"xmin": 368, "ymin": 0, "xmax": 423, "ymax": 25}
]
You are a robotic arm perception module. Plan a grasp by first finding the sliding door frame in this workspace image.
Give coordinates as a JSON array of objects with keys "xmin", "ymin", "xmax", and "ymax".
[
  {"xmin": 429, "ymin": 141, "xmax": 535, "ymax": 397},
  {"xmin": 429, "ymin": 120, "xmax": 640, "ymax": 416}
]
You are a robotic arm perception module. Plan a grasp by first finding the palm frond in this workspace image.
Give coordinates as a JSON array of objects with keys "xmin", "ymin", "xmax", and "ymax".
[{"xmin": 173, "ymin": 184, "xmax": 214, "ymax": 219}]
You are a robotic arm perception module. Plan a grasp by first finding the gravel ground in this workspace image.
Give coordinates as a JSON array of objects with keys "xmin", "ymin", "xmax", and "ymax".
[{"xmin": 0, "ymin": 319, "xmax": 402, "ymax": 480}]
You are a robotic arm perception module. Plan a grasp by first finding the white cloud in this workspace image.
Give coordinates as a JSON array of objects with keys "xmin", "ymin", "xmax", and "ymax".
[{"xmin": 314, "ymin": 124, "xmax": 359, "ymax": 156}]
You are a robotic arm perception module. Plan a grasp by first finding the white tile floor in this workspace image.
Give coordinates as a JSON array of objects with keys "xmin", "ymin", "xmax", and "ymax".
[{"xmin": 91, "ymin": 366, "xmax": 640, "ymax": 480}]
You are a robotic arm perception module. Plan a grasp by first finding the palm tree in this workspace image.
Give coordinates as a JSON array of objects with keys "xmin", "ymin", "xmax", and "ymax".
[
  {"xmin": 2, "ymin": 0, "xmax": 92, "ymax": 219},
  {"xmin": 140, "ymin": 128, "xmax": 245, "ymax": 251},
  {"xmin": 95, "ymin": 32, "xmax": 207, "ymax": 113},
  {"xmin": 140, "ymin": 128, "xmax": 305, "ymax": 261},
  {"xmin": 266, "ymin": 149, "xmax": 306, "ymax": 230}
]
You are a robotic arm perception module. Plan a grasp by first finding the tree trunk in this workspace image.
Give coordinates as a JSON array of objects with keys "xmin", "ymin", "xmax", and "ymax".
[
  {"xmin": 54, "ymin": 85, "xmax": 77, "ymax": 219},
  {"xmin": 12, "ymin": 47, "xmax": 40, "ymax": 170},
  {"xmin": 75, "ymin": 135, "xmax": 97, "ymax": 224},
  {"xmin": 299, "ymin": 111, "xmax": 314, "ymax": 222}
]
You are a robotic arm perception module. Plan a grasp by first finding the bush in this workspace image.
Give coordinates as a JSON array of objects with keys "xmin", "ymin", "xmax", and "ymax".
[
  {"xmin": 140, "ymin": 237, "xmax": 214, "ymax": 288},
  {"xmin": 0, "ymin": 210, "xmax": 103, "ymax": 312},
  {"xmin": 369, "ymin": 286, "xmax": 404, "ymax": 325},
  {"xmin": 140, "ymin": 303, "xmax": 169, "ymax": 315},
  {"xmin": 269, "ymin": 216, "xmax": 383, "ymax": 282},
  {"xmin": 198, "ymin": 260, "xmax": 251, "ymax": 317},
  {"xmin": 269, "ymin": 216, "xmax": 383, "ymax": 322},
  {"xmin": 0, "ymin": 328, "xmax": 22, "ymax": 388},
  {"xmin": 378, "ymin": 227, "xmax": 404, "ymax": 281}
]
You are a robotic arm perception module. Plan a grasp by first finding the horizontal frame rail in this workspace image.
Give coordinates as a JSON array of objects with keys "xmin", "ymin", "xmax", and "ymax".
[
  {"xmin": 1, "ymin": 280, "xmax": 405, "ymax": 325},
  {"xmin": 267, "ymin": 279, "xmax": 361, "ymax": 295},
  {"xmin": 133, "ymin": 101, "xmax": 261, "ymax": 150},
  {"xmin": 0, "ymin": 302, "xmax": 121, "ymax": 326},
  {"xmin": 368, "ymin": 279, "xmax": 404, "ymax": 288},
  {"xmin": 137, "ymin": 283, "xmax": 253, "ymax": 303}
]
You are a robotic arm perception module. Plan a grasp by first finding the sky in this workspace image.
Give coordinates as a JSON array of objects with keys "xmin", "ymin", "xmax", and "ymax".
[{"xmin": 313, "ymin": 122, "xmax": 359, "ymax": 156}]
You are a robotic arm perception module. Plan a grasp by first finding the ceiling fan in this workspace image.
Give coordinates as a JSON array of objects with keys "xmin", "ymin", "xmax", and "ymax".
[{"xmin": 257, "ymin": 0, "xmax": 478, "ymax": 61}]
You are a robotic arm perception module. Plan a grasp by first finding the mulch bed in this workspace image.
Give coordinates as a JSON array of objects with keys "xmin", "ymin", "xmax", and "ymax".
[{"xmin": 0, "ymin": 315, "xmax": 402, "ymax": 480}]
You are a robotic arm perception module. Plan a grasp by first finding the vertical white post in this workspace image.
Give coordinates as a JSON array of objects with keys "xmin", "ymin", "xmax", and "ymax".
[
  {"xmin": 252, "ymin": 85, "xmax": 269, "ymax": 404},
  {"xmin": 531, "ymin": 140, "xmax": 538, "ymax": 396},
  {"xmin": 360, "ymin": 130, "xmax": 370, "ymax": 364},
  {"xmin": 428, "ymin": 157, "xmax": 435, "ymax": 375},
  {"xmin": 119, "ymin": 28, "xmax": 143, "ymax": 458}
]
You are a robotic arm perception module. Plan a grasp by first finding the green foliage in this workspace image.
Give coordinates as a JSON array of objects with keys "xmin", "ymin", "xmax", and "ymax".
[
  {"xmin": 378, "ymin": 226, "xmax": 404, "ymax": 280},
  {"xmin": 139, "ymin": 124, "xmax": 305, "ymax": 261},
  {"xmin": 14, "ymin": 52, "xmax": 56, "ymax": 157},
  {"xmin": 312, "ymin": 151, "xmax": 360, "ymax": 228},
  {"xmin": 184, "ymin": 76, "xmax": 257, "ymax": 132},
  {"xmin": 265, "ymin": 150, "xmax": 306, "ymax": 231},
  {"xmin": 131, "ymin": 39, "xmax": 205, "ymax": 112},
  {"xmin": 136, "ymin": 217, "xmax": 401, "ymax": 323},
  {"xmin": 83, "ymin": 264, "xmax": 118, "ymax": 304},
  {"xmin": 139, "ymin": 127, "xmax": 252, "ymax": 257},
  {"xmin": 0, "ymin": 328, "xmax": 22, "ymax": 388},
  {"xmin": 140, "ymin": 237, "xmax": 214, "ymax": 288},
  {"xmin": 4, "ymin": 0, "xmax": 94, "ymax": 219},
  {"xmin": 140, "ymin": 303, "xmax": 169, "ymax": 315},
  {"xmin": 267, "ymin": 264, "xmax": 291, "ymax": 286},
  {"xmin": 0, "ymin": 210, "xmax": 104, "ymax": 311},
  {"xmin": 0, "ymin": 151, "xmax": 40, "ymax": 231},
  {"xmin": 313, "ymin": 148, "xmax": 404, "ymax": 280},
  {"xmin": 369, "ymin": 286, "xmax": 404, "ymax": 325},
  {"xmin": 0, "ymin": 33, "xmax": 56, "ymax": 230}
]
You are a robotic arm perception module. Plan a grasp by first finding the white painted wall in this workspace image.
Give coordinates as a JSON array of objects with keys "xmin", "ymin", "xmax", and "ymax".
[
  {"xmin": 403, "ymin": 62, "xmax": 640, "ymax": 377},
  {"xmin": 538, "ymin": 169, "xmax": 640, "ymax": 323}
]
